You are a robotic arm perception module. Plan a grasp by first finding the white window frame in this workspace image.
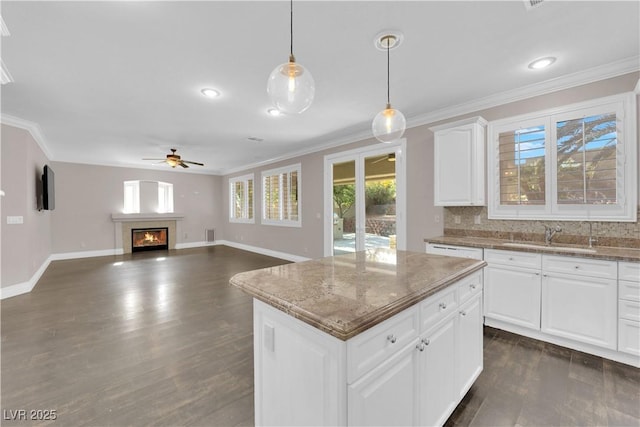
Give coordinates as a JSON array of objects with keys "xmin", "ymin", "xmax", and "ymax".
[
  {"xmin": 261, "ymin": 163, "xmax": 302, "ymax": 227},
  {"xmin": 157, "ymin": 181, "xmax": 174, "ymax": 213},
  {"xmin": 229, "ymin": 174, "xmax": 255, "ymax": 224},
  {"xmin": 123, "ymin": 180, "xmax": 140, "ymax": 214},
  {"xmin": 487, "ymin": 92, "xmax": 637, "ymax": 222}
]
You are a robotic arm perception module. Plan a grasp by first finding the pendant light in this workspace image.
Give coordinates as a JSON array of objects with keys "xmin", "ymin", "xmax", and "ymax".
[
  {"xmin": 267, "ymin": 0, "xmax": 315, "ymax": 114},
  {"xmin": 372, "ymin": 34, "xmax": 406, "ymax": 143}
]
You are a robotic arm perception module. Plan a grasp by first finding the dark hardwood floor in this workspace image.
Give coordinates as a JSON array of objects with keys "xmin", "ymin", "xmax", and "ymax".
[{"xmin": 1, "ymin": 246, "xmax": 639, "ymax": 426}]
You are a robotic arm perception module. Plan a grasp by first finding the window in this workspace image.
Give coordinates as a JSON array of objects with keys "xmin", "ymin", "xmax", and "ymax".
[
  {"xmin": 488, "ymin": 93, "xmax": 636, "ymax": 221},
  {"xmin": 157, "ymin": 182, "xmax": 174, "ymax": 213},
  {"xmin": 262, "ymin": 164, "xmax": 301, "ymax": 226},
  {"xmin": 122, "ymin": 180, "xmax": 174, "ymax": 214},
  {"xmin": 229, "ymin": 174, "xmax": 254, "ymax": 223},
  {"xmin": 123, "ymin": 181, "xmax": 140, "ymax": 213}
]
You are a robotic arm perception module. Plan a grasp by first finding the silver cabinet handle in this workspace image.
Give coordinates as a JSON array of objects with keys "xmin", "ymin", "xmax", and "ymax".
[
  {"xmin": 534, "ymin": 272, "xmax": 541, "ymax": 276},
  {"xmin": 439, "ymin": 302, "xmax": 447, "ymax": 310},
  {"xmin": 416, "ymin": 343, "xmax": 425, "ymax": 352},
  {"xmin": 422, "ymin": 338, "xmax": 430, "ymax": 346},
  {"xmin": 508, "ymin": 257, "xmax": 514, "ymax": 261},
  {"xmin": 460, "ymin": 310, "xmax": 467, "ymax": 316},
  {"xmin": 387, "ymin": 334, "xmax": 397, "ymax": 344},
  {"xmin": 470, "ymin": 284, "xmax": 477, "ymax": 290},
  {"xmin": 574, "ymin": 265, "xmax": 580, "ymax": 269}
]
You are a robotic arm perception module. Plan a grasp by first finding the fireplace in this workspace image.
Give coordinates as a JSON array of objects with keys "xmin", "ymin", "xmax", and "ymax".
[{"xmin": 131, "ymin": 227, "xmax": 169, "ymax": 252}]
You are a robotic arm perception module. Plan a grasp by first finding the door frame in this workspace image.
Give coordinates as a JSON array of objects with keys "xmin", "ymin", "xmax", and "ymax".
[{"xmin": 323, "ymin": 139, "xmax": 407, "ymax": 256}]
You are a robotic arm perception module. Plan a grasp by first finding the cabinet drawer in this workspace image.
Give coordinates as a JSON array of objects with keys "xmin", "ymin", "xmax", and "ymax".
[
  {"xmin": 543, "ymin": 255, "xmax": 617, "ymax": 279},
  {"xmin": 457, "ymin": 271, "xmax": 483, "ymax": 305},
  {"xmin": 619, "ymin": 262, "xmax": 640, "ymax": 283},
  {"xmin": 426, "ymin": 244, "xmax": 483, "ymax": 260},
  {"xmin": 347, "ymin": 306, "xmax": 419, "ymax": 384},
  {"xmin": 420, "ymin": 286, "xmax": 458, "ymax": 332},
  {"xmin": 484, "ymin": 249, "xmax": 541, "ymax": 269},
  {"xmin": 619, "ymin": 280, "xmax": 640, "ymax": 302},
  {"xmin": 619, "ymin": 299, "xmax": 640, "ymax": 322}
]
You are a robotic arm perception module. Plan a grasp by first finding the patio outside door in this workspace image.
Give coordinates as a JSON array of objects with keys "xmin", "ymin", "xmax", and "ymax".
[{"xmin": 324, "ymin": 140, "xmax": 406, "ymax": 256}]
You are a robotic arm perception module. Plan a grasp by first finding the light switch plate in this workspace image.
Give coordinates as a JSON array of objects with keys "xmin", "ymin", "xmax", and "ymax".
[{"xmin": 7, "ymin": 216, "xmax": 24, "ymax": 224}]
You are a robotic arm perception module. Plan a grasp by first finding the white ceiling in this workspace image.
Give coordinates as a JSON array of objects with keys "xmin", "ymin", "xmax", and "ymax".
[{"xmin": 1, "ymin": 1, "xmax": 639, "ymax": 175}]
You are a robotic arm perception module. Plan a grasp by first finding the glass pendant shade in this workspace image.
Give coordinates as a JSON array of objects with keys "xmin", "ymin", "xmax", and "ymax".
[
  {"xmin": 372, "ymin": 104, "xmax": 406, "ymax": 143},
  {"xmin": 267, "ymin": 58, "xmax": 315, "ymax": 114}
]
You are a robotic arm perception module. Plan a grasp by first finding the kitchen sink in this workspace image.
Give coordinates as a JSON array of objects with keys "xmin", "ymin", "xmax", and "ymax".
[{"xmin": 502, "ymin": 242, "xmax": 597, "ymax": 254}]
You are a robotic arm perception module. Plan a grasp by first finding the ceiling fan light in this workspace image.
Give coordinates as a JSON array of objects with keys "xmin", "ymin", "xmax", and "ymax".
[
  {"xmin": 201, "ymin": 88, "xmax": 221, "ymax": 98},
  {"xmin": 372, "ymin": 105, "xmax": 406, "ymax": 143},
  {"xmin": 267, "ymin": 60, "xmax": 315, "ymax": 114},
  {"xmin": 528, "ymin": 56, "xmax": 556, "ymax": 69}
]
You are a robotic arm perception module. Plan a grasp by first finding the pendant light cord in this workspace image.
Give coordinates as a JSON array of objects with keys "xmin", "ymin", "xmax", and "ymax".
[
  {"xmin": 386, "ymin": 39, "xmax": 390, "ymax": 106},
  {"xmin": 290, "ymin": 0, "xmax": 294, "ymax": 59}
]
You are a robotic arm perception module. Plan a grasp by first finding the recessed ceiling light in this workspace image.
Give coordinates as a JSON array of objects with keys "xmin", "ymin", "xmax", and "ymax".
[
  {"xmin": 528, "ymin": 57, "xmax": 556, "ymax": 70},
  {"xmin": 201, "ymin": 88, "xmax": 221, "ymax": 98},
  {"xmin": 267, "ymin": 108, "xmax": 281, "ymax": 117}
]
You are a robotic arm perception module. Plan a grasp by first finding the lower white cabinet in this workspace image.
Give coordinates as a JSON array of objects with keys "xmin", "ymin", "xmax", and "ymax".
[
  {"xmin": 456, "ymin": 296, "xmax": 483, "ymax": 398},
  {"xmin": 541, "ymin": 272, "xmax": 617, "ymax": 349},
  {"xmin": 254, "ymin": 271, "xmax": 484, "ymax": 427},
  {"xmin": 618, "ymin": 261, "xmax": 640, "ymax": 356},
  {"xmin": 348, "ymin": 340, "xmax": 420, "ymax": 427},
  {"xmin": 484, "ymin": 264, "xmax": 541, "ymax": 330},
  {"xmin": 419, "ymin": 317, "xmax": 457, "ymax": 427}
]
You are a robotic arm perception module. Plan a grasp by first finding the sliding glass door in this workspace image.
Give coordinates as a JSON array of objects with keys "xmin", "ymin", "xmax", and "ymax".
[{"xmin": 325, "ymin": 141, "xmax": 406, "ymax": 256}]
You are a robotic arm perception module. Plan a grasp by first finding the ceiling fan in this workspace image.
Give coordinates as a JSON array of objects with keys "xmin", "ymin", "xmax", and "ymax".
[
  {"xmin": 371, "ymin": 153, "xmax": 396, "ymax": 164},
  {"xmin": 143, "ymin": 148, "xmax": 204, "ymax": 168}
]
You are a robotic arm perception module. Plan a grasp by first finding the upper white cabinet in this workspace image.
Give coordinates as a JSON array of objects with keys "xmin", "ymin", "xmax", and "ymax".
[{"xmin": 431, "ymin": 116, "xmax": 487, "ymax": 206}]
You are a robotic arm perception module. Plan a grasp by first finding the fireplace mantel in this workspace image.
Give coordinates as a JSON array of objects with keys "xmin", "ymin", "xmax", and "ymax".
[
  {"xmin": 112, "ymin": 213, "xmax": 184, "ymax": 254},
  {"xmin": 111, "ymin": 213, "xmax": 185, "ymax": 222}
]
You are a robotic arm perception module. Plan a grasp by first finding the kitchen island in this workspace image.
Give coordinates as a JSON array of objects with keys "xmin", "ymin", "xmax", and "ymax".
[{"xmin": 230, "ymin": 248, "xmax": 486, "ymax": 427}]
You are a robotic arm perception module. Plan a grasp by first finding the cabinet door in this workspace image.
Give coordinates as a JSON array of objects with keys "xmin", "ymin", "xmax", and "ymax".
[
  {"xmin": 541, "ymin": 273, "xmax": 617, "ymax": 349},
  {"xmin": 434, "ymin": 126, "xmax": 474, "ymax": 206},
  {"xmin": 457, "ymin": 295, "xmax": 483, "ymax": 399},
  {"xmin": 619, "ymin": 319, "xmax": 640, "ymax": 356},
  {"xmin": 419, "ymin": 317, "xmax": 457, "ymax": 427},
  {"xmin": 348, "ymin": 340, "xmax": 420, "ymax": 427},
  {"xmin": 484, "ymin": 265, "xmax": 541, "ymax": 330}
]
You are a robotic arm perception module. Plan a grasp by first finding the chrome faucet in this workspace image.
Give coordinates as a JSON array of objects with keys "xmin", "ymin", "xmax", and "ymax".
[
  {"xmin": 543, "ymin": 225, "xmax": 562, "ymax": 245},
  {"xmin": 588, "ymin": 223, "xmax": 598, "ymax": 248}
]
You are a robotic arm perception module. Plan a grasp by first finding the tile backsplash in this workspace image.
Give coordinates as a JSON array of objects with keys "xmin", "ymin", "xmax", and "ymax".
[{"xmin": 443, "ymin": 206, "xmax": 640, "ymax": 249}]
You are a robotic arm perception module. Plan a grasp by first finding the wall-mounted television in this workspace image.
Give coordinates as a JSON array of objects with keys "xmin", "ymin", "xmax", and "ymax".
[{"xmin": 42, "ymin": 164, "xmax": 55, "ymax": 210}]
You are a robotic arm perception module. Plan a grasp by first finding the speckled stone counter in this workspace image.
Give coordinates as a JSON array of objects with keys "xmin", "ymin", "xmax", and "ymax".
[
  {"xmin": 425, "ymin": 235, "xmax": 640, "ymax": 262},
  {"xmin": 230, "ymin": 248, "xmax": 486, "ymax": 340}
]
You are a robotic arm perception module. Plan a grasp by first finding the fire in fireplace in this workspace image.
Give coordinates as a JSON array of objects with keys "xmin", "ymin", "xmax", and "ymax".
[{"xmin": 132, "ymin": 227, "xmax": 169, "ymax": 252}]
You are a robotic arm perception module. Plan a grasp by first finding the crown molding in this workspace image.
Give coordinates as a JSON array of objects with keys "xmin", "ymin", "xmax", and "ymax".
[
  {"xmin": 0, "ymin": 15, "xmax": 10, "ymax": 37},
  {"xmin": 1, "ymin": 60, "xmax": 13, "ymax": 85},
  {"xmin": 0, "ymin": 114, "xmax": 54, "ymax": 159},
  {"xmin": 407, "ymin": 56, "xmax": 640, "ymax": 129}
]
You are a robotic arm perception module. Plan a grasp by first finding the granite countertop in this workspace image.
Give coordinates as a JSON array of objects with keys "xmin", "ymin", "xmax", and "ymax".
[
  {"xmin": 425, "ymin": 236, "xmax": 640, "ymax": 262},
  {"xmin": 230, "ymin": 248, "xmax": 486, "ymax": 341}
]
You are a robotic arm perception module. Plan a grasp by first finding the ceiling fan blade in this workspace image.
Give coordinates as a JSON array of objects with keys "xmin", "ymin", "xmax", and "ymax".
[
  {"xmin": 153, "ymin": 161, "xmax": 168, "ymax": 165},
  {"xmin": 142, "ymin": 158, "xmax": 166, "ymax": 161},
  {"xmin": 179, "ymin": 162, "xmax": 189, "ymax": 168},
  {"xmin": 182, "ymin": 160, "xmax": 204, "ymax": 166}
]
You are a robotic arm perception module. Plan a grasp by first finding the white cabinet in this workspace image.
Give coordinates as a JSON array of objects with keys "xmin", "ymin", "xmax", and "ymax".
[
  {"xmin": 431, "ymin": 116, "xmax": 487, "ymax": 206},
  {"xmin": 418, "ymin": 318, "xmax": 457, "ymax": 427},
  {"xmin": 618, "ymin": 261, "xmax": 640, "ymax": 356},
  {"xmin": 456, "ymin": 295, "xmax": 483, "ymax": 398},
  {"xmin": 348, "ymin": 340, "xmax": 420, "ymax": 427},
  {"xmin": 254, "ymin": 270, "xmax": 485, "ymax": 427},
  {"xmin": 483, "ymin": 249, "xmax": 542, "ymax": 330}
]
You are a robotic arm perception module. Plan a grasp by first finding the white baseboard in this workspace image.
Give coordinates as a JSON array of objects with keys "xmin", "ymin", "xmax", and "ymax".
[
  {"xmin": 1, "ymin": 256, "xmax": 52, "ymax": 299},
  {"xmin": 50, "ymin": 249, "xmax": 120, "ymax": 261},
  {"xmin": 217, "ymin": 240, "xmax": 311, "ymax": 263},
  {"xmin": 175, "ymin": 241, "xmax": 215, "ymax": 250}
]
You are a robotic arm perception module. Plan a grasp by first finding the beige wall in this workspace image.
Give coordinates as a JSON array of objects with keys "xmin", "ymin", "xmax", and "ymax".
[
  {"xmin": 1, "ymin": 124, "xmax": 52, "ymax": 288},
  {"xmin": 221, "ymin": 72, "xmax": 639, "ymax": 259},
  {"xmin": 50, "ymin": 162, "xmax": 223, "ymax": 254}
]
